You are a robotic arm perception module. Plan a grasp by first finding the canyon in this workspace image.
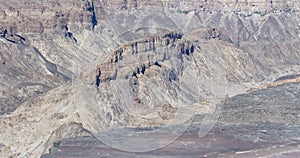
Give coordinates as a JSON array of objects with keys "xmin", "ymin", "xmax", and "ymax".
[{"xmin": 0, "ymin": 0, "xmax": 299, "ymax": 157}]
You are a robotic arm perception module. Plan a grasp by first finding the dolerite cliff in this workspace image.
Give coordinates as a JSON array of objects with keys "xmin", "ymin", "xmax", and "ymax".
[{"xmin": 0, "ymin": 0, "xmax": 300, "ymax": 157}]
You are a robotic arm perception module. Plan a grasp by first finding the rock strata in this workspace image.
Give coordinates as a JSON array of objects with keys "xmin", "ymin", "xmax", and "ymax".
[{"xmin": 0, "ymin": 0, "xmax": 299, "ymax": 157}]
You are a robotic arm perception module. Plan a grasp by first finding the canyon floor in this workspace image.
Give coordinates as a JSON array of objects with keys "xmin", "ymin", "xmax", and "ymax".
[{"xmin": 42, "ymin": 81, "xmax": 300, "ymax": 158}]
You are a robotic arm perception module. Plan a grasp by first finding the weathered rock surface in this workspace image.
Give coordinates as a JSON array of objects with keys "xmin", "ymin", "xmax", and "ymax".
[
  {"xmin": 1, "ymin": 0, "xmax": 300, "ymax": 116},
  {"xmin": 0, "ymin": 0, "xmax": 299, "ymax": 157},
  {"xmin": 42, "ymin": 82, "xmax": 300, "ymax": 158}
]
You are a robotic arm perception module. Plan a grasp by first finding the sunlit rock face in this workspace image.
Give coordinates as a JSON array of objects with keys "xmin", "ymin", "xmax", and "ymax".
[{"xmin": 0, "ymin": 0, "xmax": 300, "ymax": 157}]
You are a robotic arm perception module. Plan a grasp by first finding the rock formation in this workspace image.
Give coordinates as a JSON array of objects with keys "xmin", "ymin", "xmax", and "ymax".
[{"xmin": 0, "ymin": 0, "xmax": 299, "ymax": 157}]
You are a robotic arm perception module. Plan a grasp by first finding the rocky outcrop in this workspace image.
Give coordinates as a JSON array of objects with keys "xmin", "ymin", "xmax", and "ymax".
[
  {"xmin": 0, "ymin": 0, "xmax": 300, "ymax": 157},
  {"xmin": 95, "ymin": 31, "xmax": 192, "ymax": 82},
  {"xmin": 0, "ymin": 0, "xmax": 103, "ymax": 39},
  {"xmin": 0, "ymin": 0, "xmax": 299, "ymax": 35}
]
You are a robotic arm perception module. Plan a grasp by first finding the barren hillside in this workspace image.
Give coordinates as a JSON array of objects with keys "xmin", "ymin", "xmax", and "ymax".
[{"xmin": 0, "ymin": 0, "xmax": 299, "ymax": 157}]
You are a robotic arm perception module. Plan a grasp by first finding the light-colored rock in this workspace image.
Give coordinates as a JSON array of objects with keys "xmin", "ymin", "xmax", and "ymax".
[{"xmin": 0, "ymin": 0, "xmax": 300, "ymax": 157}]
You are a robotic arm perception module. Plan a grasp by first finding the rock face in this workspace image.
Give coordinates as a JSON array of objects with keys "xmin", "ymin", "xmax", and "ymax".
[
  {"xmin": 1, "ymin": 0, "xmax": 300, "ymax": 116},
  {"xmin": 0, "ymin": 42, "xmax": 72, "ymax": 115},
  {"xmin": 0, "ymin": 0, "xmax": 300, "ymax": 157}
]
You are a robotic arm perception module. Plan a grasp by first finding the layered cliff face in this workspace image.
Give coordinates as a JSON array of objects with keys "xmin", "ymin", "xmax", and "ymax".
[
  {"xmin": 0, "ymin": 0, "xmax": 97, "ymax": 34},
  {"xmin": 0, "ymin": 0, "xmax": 300, "ymax": 157}
]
